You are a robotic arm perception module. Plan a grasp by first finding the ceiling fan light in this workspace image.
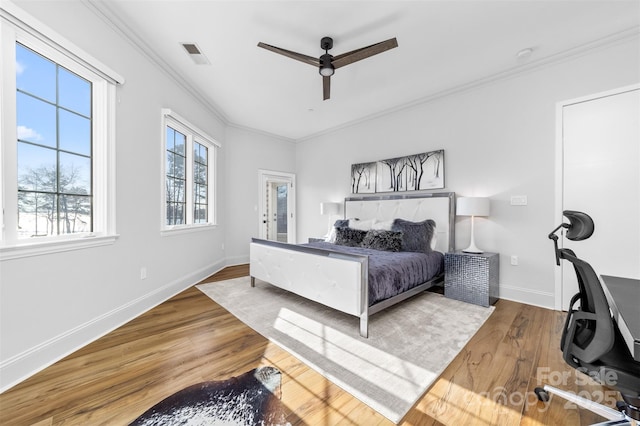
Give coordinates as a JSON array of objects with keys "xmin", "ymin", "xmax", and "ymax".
[
  {"xmin": 319, "ymin": 53, "xmax": 334, "ymax": 76},
  {"xmin": 319, "ymin": 65, "xmax": 334, "ymax": 77}
]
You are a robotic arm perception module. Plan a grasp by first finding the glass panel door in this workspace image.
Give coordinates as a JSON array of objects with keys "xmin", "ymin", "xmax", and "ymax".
[{"xmin": 259, "ymin": 170, "xmax": 296, "ymax": 243}]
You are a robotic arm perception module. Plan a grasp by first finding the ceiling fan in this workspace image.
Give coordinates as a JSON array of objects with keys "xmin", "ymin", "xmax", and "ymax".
[{"xmin": 257, "ymin": 36, "xmax": 398, "ymax": 100}]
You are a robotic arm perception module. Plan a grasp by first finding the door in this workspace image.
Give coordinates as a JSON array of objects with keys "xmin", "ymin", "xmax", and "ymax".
[
  {"xmin": 258, "ymin": 170, "xmax": 296, "ymax": 243},
  {"xmin": 558, "ymin": 85, "xmax": 640, "ymax": 310}
]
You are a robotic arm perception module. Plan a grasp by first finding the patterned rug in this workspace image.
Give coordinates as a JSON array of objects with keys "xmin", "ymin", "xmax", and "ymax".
[{"xmin": 129, "ymin": 367, "xmax": 289, "ymax": 426}]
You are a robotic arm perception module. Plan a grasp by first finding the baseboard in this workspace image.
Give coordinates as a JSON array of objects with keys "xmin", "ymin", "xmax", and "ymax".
[
  {"xmin": 0, "ymin": 259, "xmax": 225, "ymax": 394},
  {"xmin": 498, "ymin": 284, "xmax": 555, "ymax": 310},
  {"xmin": 225, "ymin": 254, "xmax": 249, "ymax": 266}
]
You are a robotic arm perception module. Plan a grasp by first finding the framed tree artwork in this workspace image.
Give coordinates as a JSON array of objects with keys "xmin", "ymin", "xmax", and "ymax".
[
  {"xmin": 351, "ymin": 162, "xmax": 377, "ymax": 194},
  {"xmin": 351, "ymin": 149, "xmax": 444, "ymax": 194}
]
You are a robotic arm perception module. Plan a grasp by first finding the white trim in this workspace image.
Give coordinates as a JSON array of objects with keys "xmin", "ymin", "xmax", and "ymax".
[
  {"xmin": 161, "ymin": 108, "xmax": 220, "ymax": 148},
  {"xmin": 160, "ymin": 109, "xmax": 219, "ymax": 232},
  {"xmin": 0, "ymin": 258, "xmax": 225, "ymax": 393},
  {"xmin": 0, "ymin": 10, "xmax": 118, "ymax": 257},
  {"xmin": 554, "ymin": 83, "xmax": 640, "ymax": 310},
  {"xmin": 258, "ymin": 169, "xmax": 296, "ymax": 243},
  {"xmin": 160, "ymin": 223, "xmax": 217, "ymax": 237},
  {"xmin": 0, "ymin": 0, "xmax": 124, "ymax": 85},
  {"xmin": 0, "ymin": 234, "xmax": 118, "ymax": 261},
  {"xmin": 498, "ymin": 283, "xmax": 555, "ymax": 310}
]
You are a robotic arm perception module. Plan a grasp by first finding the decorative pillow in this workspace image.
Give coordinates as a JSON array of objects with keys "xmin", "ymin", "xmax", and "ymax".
[
  {"xmin": 334, "ymin": 227, "xmax": 368, "ymax": 247},
  {"xmin": 334, "ymin": 219, "xmax": 350, "ymax": 229},
  {"xmin": 325, "ymin": 219, "xmax": 350, "ymax": 243},
  {"xmin": 371, "ymin": 219, "xmax": 394, "ymax": 231},
  {"xmin": 391, "ymin": 218, "xmax": 436, "ymax": 253},
  {"xmin": 361, "ymin": 230, "xmax": 403, "ymax": 252},
  {"xmin": 430, "ymin": 231, "xmax": 438, "ymax": 251},
  {"xmin": 349, "ymin": 218, "xmax": 375, "ymax": 231}
]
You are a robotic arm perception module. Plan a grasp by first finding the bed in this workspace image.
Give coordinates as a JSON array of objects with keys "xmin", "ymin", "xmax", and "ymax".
[{"xmin": 249, "ymin": 192, "xmax": 456, "ymax": 337}]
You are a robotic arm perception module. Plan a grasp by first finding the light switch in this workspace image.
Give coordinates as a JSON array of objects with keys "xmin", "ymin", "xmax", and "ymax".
[{"xmin": 511, "ymin": 195, "xmax": 528, "ymax": 206}]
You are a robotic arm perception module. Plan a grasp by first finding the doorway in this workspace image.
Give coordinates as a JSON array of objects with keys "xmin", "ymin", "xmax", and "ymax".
[
  {"xmin": 555, "ymin": 85, "xmax": 639, "ymax": 310},
  {"xmin": 258, "ymin": 170, "xmax": 296, "ymax": 243}
]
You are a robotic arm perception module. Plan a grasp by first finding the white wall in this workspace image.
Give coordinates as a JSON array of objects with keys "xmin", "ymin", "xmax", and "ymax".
[
  {"xmin": 224, "ymin": 126, "xmax": 296, "ymax": 264},
  {"xmin": 0, "ymin": 1, "xmax": 230, "ymax": 391},
  {"xmin": 295, "ymin": 38, "xmax": 640, "ymax": 309}
]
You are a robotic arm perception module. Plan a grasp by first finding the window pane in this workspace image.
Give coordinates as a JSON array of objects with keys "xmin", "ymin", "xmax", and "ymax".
[
  {"xmin": 16, "ymin": 43, "xmax": 56, "ymax": 103},
  {"xmin": 166, "ymin": 176, "xmax": 175, "ymax": 202},
  {"xmin": 58, "ymin": 195, "xmax": 91, "ymax": 234},
  {"xmin": 166, "ymin": 126, "xmax": 175, "ymax": 152},
  {"xmin": 167, "ymin": 126, "xmax": 185, "ymax": 155},
  {"xmin": 174, "ymin": 179, "xmax": 185, "ymax": 203},
  {"xmin": 58, "ymin": 67, "xmax": 91, "ymax": 117},
  {"xmin": 59, "ymin": 152, "xmax": 91, "ymax": 195},
  {"xmin": 17, "ymin": 92, "xmax": 56, "ymax": 147},
  {"xmin": 167, "ymin": 152, "xmax": 185, "ymax": 180},
  {"xmin": 167, "ymin": 202, "xmax": 185, "ymax": 225},
  {"xmin": 166, "ymin": 177, "xmax": 185, "ymax": 204},
  {"xmin": 195, "ymin": 141, "xmax": 207, "ymax": 165},
  {"xmin": 17, "ymin": 142, "xmax": 57, "ymax": 192},
  {"xmin": 59, "ymin": 109, "xmax": 91, "ymax": 155},
  {"xmin": 18, "ymin": 192, "xmax": 57, "ymax": 238},
  {"xmin": 194, "ymin": 205, "xmax": 207, "ymax": 223}
]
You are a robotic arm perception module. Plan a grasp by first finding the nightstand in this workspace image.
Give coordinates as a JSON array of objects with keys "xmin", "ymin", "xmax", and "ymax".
[{"xmin": 444, "ymin": 251, "xmax": 499, "ymax": 307}]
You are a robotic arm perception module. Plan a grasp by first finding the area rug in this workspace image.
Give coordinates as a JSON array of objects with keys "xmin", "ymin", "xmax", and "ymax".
[
  {"xmin": 129, "ymin": 366, "xmax": 289, "ymax": 426},
  {"xmin": 197, "ymin": 277, "xmax": 494, "ymax": 424}
]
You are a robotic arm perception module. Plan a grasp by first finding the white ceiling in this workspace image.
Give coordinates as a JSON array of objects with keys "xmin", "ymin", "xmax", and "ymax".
[{"xmin": 92, "ymin": 0, "xmax": 639, "ymax": 140}]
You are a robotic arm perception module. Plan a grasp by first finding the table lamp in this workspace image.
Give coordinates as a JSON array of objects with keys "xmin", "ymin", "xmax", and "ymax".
[
  {"xmin": 457, "ymin": 197, "xmax": 490, "ymax": 253},
  {"xmin": 320, "ymin": 202, "xmax": 340, "ymax": 237}
]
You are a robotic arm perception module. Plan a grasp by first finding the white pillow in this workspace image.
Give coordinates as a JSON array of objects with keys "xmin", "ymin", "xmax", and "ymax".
[
  {"xmin": 371, "ymin": 219, "xmax": 393, "ymax": 231},
  {"xmin": 349, "ymin": 218, "xmax": 375, "ymax": 231},
  {"xmin": 430, "ymin": 230, "xmax": 438, "ymax": 251}
]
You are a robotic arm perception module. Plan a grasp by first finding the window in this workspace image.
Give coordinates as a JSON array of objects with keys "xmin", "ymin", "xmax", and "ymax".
[
  {"xmin": 16, "ymin": 43, "xmax": 93, "ymax": 238},
  {"xmin": 162, "ymin": 109, "xmax": 217, "ymax": 233},
  {"xmin": 1, "ymin": 3, "xmax": 123, "ymax": 259}
]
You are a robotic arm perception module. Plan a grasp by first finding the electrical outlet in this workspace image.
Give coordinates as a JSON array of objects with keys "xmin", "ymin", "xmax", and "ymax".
[
  {"xmin": 140, "ymin": 267, "xmax": 147, "ymax": 280},
  {"xmin": 510, "ymin": 256, "xmax": 519, "ymax": 266}
]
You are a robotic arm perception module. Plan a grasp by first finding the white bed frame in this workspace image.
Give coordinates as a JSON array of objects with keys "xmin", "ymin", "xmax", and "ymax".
[{"xmin": 250, "ymin": 192, "xmax": 456, "ymax": 337}]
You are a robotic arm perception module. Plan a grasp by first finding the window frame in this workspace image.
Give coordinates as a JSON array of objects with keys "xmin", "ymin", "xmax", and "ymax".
[
  {"xmin": 160, "ymin": 108, "xmax": 218, "ymax": 235},
  {"xmin": 0, "ymin": 2, "xmax": 122, "ymax": 260}
]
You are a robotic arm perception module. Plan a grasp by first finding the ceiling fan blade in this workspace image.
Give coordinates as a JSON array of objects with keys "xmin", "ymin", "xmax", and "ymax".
[
  {"xmin": 257, "ymin": 42, "xmax": 319, "ymax": 67},
  {"xmin": 332, "ymin": 37, "xmax": 398, "ymax": 69},
  {"xmin": 323, "ymin": 75, "xmax": 331, "ymax": 100}
]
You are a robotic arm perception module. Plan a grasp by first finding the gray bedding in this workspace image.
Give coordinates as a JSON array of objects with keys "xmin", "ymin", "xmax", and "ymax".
[{"xmin": 305, "ymin": 241, "xmax": 444, "ymax": 306}]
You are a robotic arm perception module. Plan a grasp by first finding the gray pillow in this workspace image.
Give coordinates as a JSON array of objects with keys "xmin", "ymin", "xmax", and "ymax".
[
  {"xmin": 335, "ymin": 227, "xmax": 367, "ymax": 247},
  {"xmin": 361, "ymin": 230, "xmax": 403, "ymax": 252},
  {"xmin": 391, "ymin": 218, "xmax": 436, "ymax": 253},
  {"xmin": 333, "ymin": 219, "xmax": 350, "ymax": 229}
]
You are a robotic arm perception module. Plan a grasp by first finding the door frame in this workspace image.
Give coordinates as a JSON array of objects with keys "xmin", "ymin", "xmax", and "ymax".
[
  {"xmin": 554, "ymin": 83, "xmax": 639, "ymax": 310},
  {"xmin": 258, "ymin": 169, "xmax": 296, "ymax": 243}
]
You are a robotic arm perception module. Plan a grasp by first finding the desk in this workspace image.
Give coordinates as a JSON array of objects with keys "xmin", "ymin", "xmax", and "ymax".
[{"xmin": 600, "ymin": 275, "xmax": 640, "ymax": 362}]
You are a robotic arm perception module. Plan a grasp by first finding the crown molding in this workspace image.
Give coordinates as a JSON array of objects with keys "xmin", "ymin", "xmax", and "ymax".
[
  {"xmin": 226, "ymin": 122, "xmax": 297, "ymax": 144},
  {"xmin": 296, "ymin": 26, "xmax": 640, "ymax": 143},
  {"xmin": 82, "ymin": 0, "xmax": 229, "ymax": 126},
  {"xmin": 78, "ymin": 0, "xmax": 640, "ymax": 143}
]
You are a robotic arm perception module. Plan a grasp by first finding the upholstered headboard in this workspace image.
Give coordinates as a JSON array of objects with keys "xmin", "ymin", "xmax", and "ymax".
[{"xmin": 344, "ymin": 192, "xmax": 455, "ymax": 253}]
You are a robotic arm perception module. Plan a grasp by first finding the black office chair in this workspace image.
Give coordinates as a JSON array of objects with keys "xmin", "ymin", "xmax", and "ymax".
[{"xmin": 537, "ymin": 210, "xmax": 640, "ymax": 424}]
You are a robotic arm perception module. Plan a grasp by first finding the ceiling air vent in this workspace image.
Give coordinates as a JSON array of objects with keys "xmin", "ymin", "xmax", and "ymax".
[{"xmin": 181, "ymin": 42, "xmax": 210, "ymax": 65}]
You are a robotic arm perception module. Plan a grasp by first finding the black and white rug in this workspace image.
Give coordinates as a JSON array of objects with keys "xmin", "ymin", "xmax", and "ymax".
[{"xmin": 129, "ymin": 366, "xmax": 289, "ymax": 426}]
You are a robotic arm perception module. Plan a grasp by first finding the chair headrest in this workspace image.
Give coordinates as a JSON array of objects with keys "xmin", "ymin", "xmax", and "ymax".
[{"xmin": 563, "ymin": 210, "xmax": 594, "ymax": 241}]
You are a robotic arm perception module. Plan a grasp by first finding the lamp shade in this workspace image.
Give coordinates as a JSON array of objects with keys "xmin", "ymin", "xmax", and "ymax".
[
  {"xmin": 457, "ymin": 197, "xmax": 490, "ymax": 217},
  {"xmin": 320, "ymin": 202, "xmax": 340, "ymax": 216}
]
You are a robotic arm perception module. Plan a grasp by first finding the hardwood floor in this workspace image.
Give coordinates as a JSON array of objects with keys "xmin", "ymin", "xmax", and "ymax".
[{"xmin": 0, "ymin": 265, "xmax": 617, "ymax": 425}]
